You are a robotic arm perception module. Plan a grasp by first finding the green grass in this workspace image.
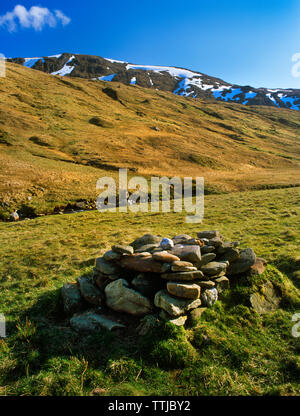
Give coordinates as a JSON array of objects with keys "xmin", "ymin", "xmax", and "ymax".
[{"xmin": 0, "ymin": 187, "xmax": 299, "ymax": 396}]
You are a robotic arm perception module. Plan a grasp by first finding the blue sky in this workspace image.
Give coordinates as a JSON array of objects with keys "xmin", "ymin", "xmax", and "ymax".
[{"xmin": 1, "ymin": 0, "xmax": 300, "ymax": 88}]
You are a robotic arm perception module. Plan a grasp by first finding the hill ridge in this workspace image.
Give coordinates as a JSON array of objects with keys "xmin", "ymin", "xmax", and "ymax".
[
  {"xmin": 8, "ymin": 52, "xmax": 300, "ymax": 111},
  {"xmin": 0, "ymin": 62, "xmax": 299, "ymax": 219}
]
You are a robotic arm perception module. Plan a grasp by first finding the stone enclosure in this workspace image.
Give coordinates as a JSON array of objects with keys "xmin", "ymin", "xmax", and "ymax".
[{"xmin": 61, "ymin": 231, "xmax": 267, "ymax": 333}]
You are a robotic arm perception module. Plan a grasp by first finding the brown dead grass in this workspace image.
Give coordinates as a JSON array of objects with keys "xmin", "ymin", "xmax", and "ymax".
[{"xmin": 0, "ymin": 63, "xmax": 299, "ymax": 216}]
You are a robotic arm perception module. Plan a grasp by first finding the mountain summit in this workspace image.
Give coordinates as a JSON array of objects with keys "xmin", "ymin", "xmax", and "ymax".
[{"xmin": 9, "ymin": 53, "xmax": 300, "ymax": 111}]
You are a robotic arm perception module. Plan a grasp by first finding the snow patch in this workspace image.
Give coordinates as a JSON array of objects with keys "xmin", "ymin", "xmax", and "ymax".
[
  {"xmin": 105, "ymin": 58, "xmax": 127, "ymax": 64},
  {"xmin": 23, "ymin": 58, "xmax": 41, "ymax": 68},
  {"xmin": 173, "ymin": 78, "xmax": 199, "ymax": 97},
  {"xmin": 51, "ymin": 56, "xmax": 75, "ymax": 76},
  {"xmin": 212, "ymin": 87, "xmax": 242, "ymax": 102},
  {"xmin": 245, "ymin": 91, "xmax": 256, "ymax": 99},
  {"xmin": 266, "ymin": 93, "xmax": 280, "ymax": 107},
  {"xmin": 23, "ymin": 54, "xmax": 62, "ymax": 68},
  {"xmin": 99, "ymin": 74, "xmax": 116, "ymax": 81},
  {"xmin": 48, "ymin": 54, "xmax": 62, "ymax": 59},
  {"xmin": 278, "ymin": 95, "xmax": 300, "ymax": 110},
  {"xmin": 130, "ymin": 76, "xmax": 137, "ymax": 85},
  {"xmin": 126, "ymin": 63, "xmax": 202, "ymax": 79}
]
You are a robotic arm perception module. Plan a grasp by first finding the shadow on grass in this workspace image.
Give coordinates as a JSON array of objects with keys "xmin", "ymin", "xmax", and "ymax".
[
  {"xmin": 5, "ymin": 271, "xmax": 191, "ymax": 389},
  {"xmin": 3, "ymin": 284, "xmax": 141, "ymax": 386}
]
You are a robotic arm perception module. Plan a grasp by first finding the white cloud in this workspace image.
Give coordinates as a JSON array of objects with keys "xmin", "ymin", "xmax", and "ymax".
[
  {"xmin": 0, "ymin": 4, "xmax": 71, "ymax": 32},
  {"xmin": 55, "ymin": 10, "xmax": 71, "ymax": 26}
]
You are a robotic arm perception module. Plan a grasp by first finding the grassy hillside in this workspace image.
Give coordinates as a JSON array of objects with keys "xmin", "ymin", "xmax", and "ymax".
[
  {"xmin": 0, "ymin": 187, "xmax": 299, "ymax": 396},
  {"xmin": 0, "ymin": 63, "xmax": 300, "ymax": 219}
]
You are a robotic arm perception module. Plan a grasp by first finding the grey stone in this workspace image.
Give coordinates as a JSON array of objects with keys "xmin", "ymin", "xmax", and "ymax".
[
  {"xmin": 172, "ymin": 234, "xmax": 192, "ymax": 244},
  {"xmin": 250, "ymin": 281, "xmax": 281, "ymax": 314},
  {"xmin": 171, "ymin": 260, "xmax": 197, "ymax": 272},
  {"xmin": 135, "ymin": 243, "xmax": 160, "ymax": 253},
  {"xmin": 167, "ymin": 282, "xmax": 201, "ymax": 299},
  {"xmin": 208, "ymin": 237, "xmax": 223, "ymax": 247},
  {"xmin": 210, "ymin": 271, "xmax": 227, "ymax": 279},
  {"xmin": 196, "ymin": 280, "xmax": 215, "ymax": 289},
  {"xmin": 170, "ymin": 245, "xmax": 201, "ymax": 265},
  {"xmin": 95, "ymin": 257, "xmax": 121, "ymax": 275},
  {"xmin": 161, "ymin": 270, "xmax": 204, "ymax": 281},
  {"xmin": 201, "ymin": 288, "xmax": 218, "ymax": 307},
  {"xmin": 105, "ymin": 279, "xmax": 152, "ymax": 316},
  {"xmin": 130, "ymin": 234, "xmax": 162, "ymax": 251},
  {"xmin": 154, "ymin": 290, "xmax": 201, "ymax": 317},
  {"xmin": 61, "ymin": 282, "xmax": 83, "ymax": 315},
  {"xmin": 201, "ymin": 245, "xmax": 216, "ymax": 254},
  {"xmin": 217, "ymin": 247, "xmax": 240, "ymax": 263},
  {"xmin": 77, "ymin": 276, "xmax": 102, "ymax": 306},
  {"xmin": 197, "ymin": 230, "xmax": 221, "ymax": 240},
  {"xmin": 200, "ymin": 261, "xmax": 227, "ymax": 276},
  {"xmin": 227, "ymin": 248, "xmax": 256, "ymax": 275},
  {"xmin": 112, "ymin": 244, "xmax": 134, "ymax": 255},
  {"xmin": 217, "ymin": 241, "xmax": 239, "ymax": 254},
  {"xmin": 159, "ymin": 310, "xmax": 187, "ymax": 326},
  {"xmin": 103, "ymin": 250, "xmax": 122, "ymax": 262},
  {"xmin": 70, "ymin": 311, "xmax": 125, "ymax": 332},
  {"xmin": 215, "ymin": 276, "xmax": 230, "ymax": 293},
  {"xmin": 199, "ymin": 253, "xmax": 216, "ymax": 266}
]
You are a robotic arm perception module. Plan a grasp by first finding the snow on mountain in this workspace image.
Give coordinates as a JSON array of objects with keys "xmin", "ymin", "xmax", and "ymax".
[
  {"xmin": 278, "ymin": 94, "xmax": 300, "ymax": 110},
  {"xmin": 23, "ymin": 54, "xmax": 63, "ymax": 68},
  {"xmin": 99, "ymin": 73, "xmax": 116, "ymax": 81},
  {"xmin": 51, "ymin": 55, "xmax": 75, "ymax": 76},
  {"xmin": 104, "ymin": 58, "xmax": 126, "ymax": 64},
  {"xmin": 130, "ymin": 76, "xmax": 137, "ymax": 85},
  {"xmin": 23, "ymin": 58, "xmax": 43, "ymax": 68},
  {"xmin": 8, "ymin": 53, "xmax": 300, "ymax": 111},
  {"xmin": 126, "ymin": 63, "xmax": 202, "ymax": 79},
  {"xmin": 266, "ymin": 93, "xmax": 280, "ymax": 107}
]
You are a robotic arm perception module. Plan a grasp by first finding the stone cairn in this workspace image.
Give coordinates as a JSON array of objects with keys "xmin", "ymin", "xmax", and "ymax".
[{"xmin": 61, "ymin": 231, "xmax": 266, "ymax": 333}]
